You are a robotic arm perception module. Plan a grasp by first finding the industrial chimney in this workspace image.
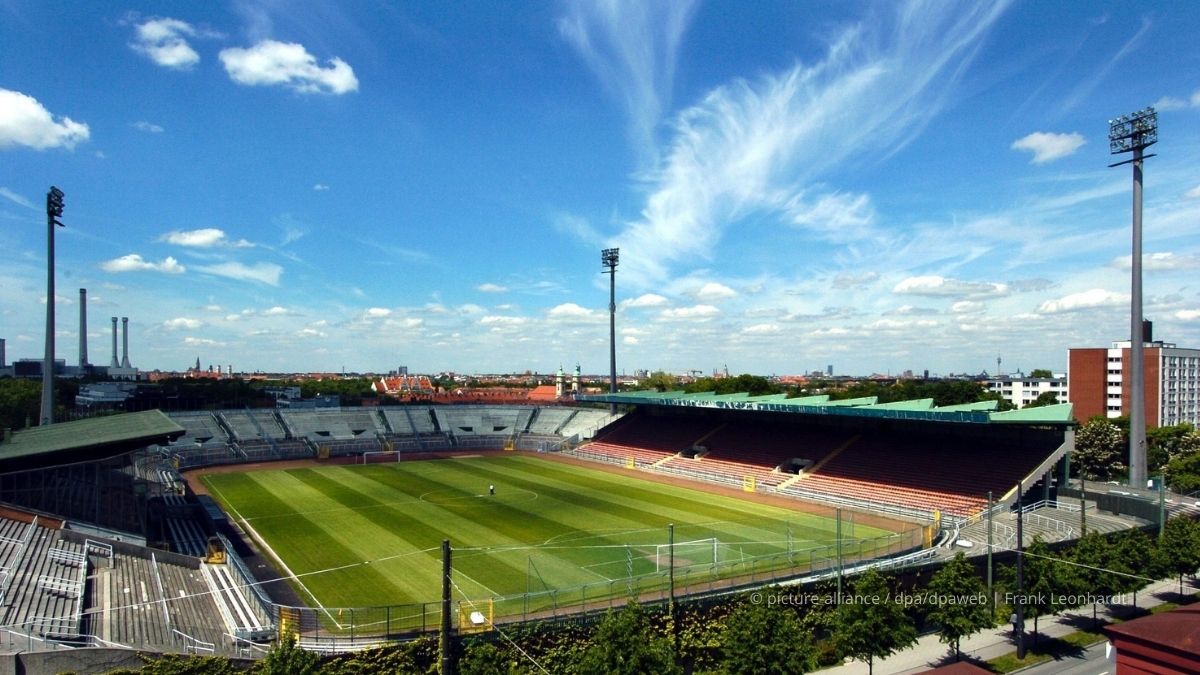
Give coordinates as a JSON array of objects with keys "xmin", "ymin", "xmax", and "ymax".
[
  {"xmin": 109, "ymin": 317, "xmax": 119, "ymax": 368},
  {"xmin": 78, "ymin": 288, "xmax": 89, "ymax": 367},
  {"xmin": 120, "ymin": 317, "xmax": 131, "ymax": 369},
  {"xmin": 0, "ymin": 337, "xmax": 6, "ymax": 369}
]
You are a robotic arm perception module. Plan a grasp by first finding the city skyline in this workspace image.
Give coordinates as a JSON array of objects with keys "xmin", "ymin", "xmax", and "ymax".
[{"xmin": 3, "ymin": 1, "xmax": 1200, "ymax": 375}]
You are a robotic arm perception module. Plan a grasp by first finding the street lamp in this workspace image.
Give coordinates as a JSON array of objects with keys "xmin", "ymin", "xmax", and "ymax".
[
  {"xmin": 1109, "ymin": 107, "xmax": 1157, "ymax": 487},
  {"xmin": 41, "ymin": 186, "xmax": 65, "ymax": 425},
  {"xmin": 601, "ymin": 248, "xmax": 619, "ymax": 414}
]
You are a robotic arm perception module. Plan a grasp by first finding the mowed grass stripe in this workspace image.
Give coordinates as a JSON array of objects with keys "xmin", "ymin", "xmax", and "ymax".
[
  {"xmin": 204, "ymin": 455, "xmax": 902, "ymax": 607},
  {"xmin": 204, "ymin": 472, "xmax": 419, "ymax": 608}
]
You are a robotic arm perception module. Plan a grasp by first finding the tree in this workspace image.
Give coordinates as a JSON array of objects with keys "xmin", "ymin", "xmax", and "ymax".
[
  {"xmin": 1149, "ymin": 424, "xmax": 1200, "ymax": 474},
  {"xmin": 0, "ymin": 377, "xmax": 41, "ymax": 432},
  {"xmin": 1114, "ymin": 528, "xmax": 1159, "ymax": 608},
  {"xmin": 1069, "ymin": 532, "xmax": 1122, "ymax": 628},
  {"xmin": 1073, "ymin": 417, "xmax": 1127, "ymax": 481},
  {"xmin": 1165, "ymin": 447, "xmax": 1200, "ymax": 495},
  {"xmin": 255, "ymin": 633, "xmax": 320, "ymax": 675},
  {"xmin": 924, "ymin": 553, "xmax": 992, "ymax": 660},
  {"xmin": 1020, "ymin": 538, "xmax": 1077, "ymax": 644},
  {"xmin": 833, "ymin": 568, "xmax": 917, "ymax": 675},
  {"xmin": 1157, "ymin": 516, "xmax": 1200, "ymax": 597},
  {"xmin": 460, "ymin": 640, "xmax": 518, "ymax": 675},
  {"xmin": 720, "ymin": 594, "xmax": 817, "ymax": 674},
  {"xmin": 1029, "ymin": 369, "xmax": 1054, "ymax": 379},
  {"xmin": 1025, "ymin": 391, "xmax": 1059, "ymax": 408},
  {"xmin": 640, "ymin": 371, "xmax": 679, "ymax": 392},
  {"xmin": 574, "ymin": 601, "xmax": 680, "ymax": 675}
]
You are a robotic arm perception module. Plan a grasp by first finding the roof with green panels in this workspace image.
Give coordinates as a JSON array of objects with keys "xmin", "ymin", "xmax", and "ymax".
[
  {"xmin": 0, "ymin": 410, "xmax": 184, "ymax": 471},
  {"xmin": 577, "ymin": 391, "xmax": 1074, "ymax": 426}
]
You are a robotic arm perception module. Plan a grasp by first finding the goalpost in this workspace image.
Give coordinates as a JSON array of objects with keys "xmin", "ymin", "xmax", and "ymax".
[
  {"xmin": 360, "ymin": 450, "xmax": 401, "ymax": 464},
  {"xmin": 655, "ymin": 537, "xmax": 723, "ymax": 573}
]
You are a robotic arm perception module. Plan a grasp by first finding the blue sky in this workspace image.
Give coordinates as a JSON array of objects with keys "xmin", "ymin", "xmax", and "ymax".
[{"xmin": 2, "ymin": 1, "xmax": 1199, "ymax": 377}]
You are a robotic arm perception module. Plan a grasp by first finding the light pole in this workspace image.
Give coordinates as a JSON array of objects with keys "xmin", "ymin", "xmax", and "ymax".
[
  {"xmin": 601, "ymin": 248, "xmax": 619, "ymax": 415},
  {"xmin": 1109, "ymin": 107, "xmax": 1157, "ymax": 488},
  {"xmin": 40, "ymin": 186, "xmax": 65, "ymax": 426}
]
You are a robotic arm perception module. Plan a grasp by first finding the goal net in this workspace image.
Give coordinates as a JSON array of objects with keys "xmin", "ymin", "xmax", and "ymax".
[{"xmin": 655, "ymin": 538, "xmax": 726, "ymax": 572}]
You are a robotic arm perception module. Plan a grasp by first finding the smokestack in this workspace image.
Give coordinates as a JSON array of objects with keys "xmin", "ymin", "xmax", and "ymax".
[
  {"xmin": 78, "ymin": 288, "xmax": 89, "ymax": 367},
  {"xmin": 120, "ymin": 317, "xmax": 131, "ymax": 369},
  {"xmin": 1, "ymin": 337, "xmax": 6, "ymax": 369},
  {"xmin": 110, "ymin": 317, "xmax": 119, "ymax": 368}
]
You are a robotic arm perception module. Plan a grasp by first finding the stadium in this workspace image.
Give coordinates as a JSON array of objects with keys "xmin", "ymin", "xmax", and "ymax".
[{"xmin": 1, "ymin": 387, "xmax": 1156, "ymax": 668}]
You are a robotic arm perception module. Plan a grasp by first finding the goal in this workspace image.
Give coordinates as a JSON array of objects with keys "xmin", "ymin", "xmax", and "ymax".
[
  {"xmin": 360, "ymin": 450, "xmax": 401, "ymax": 464},
  {"xmin": 655, "ymin": 538, "xmax": 724, "ymax": 572}
]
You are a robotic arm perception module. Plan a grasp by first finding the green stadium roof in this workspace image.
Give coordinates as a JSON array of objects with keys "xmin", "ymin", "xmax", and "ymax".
[
  {"xmin": 0, "ymin": 410, "xmax": 184, "ymax": 471},
  {"xmin": 577, "ymin": 391, "xmax": 1073, "ymax": 426}
]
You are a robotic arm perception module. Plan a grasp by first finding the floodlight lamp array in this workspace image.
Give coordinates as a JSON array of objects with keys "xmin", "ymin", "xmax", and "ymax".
[
  {"xmin": 601, "ymin": 247, "xmax": 619, "ymax": 269},
  {"xmin": 1108, "ymin": 107, "xmax": 1157, "ymax": 154},
  {"xmin": 46, "ymin": 186, "xmax": 65, "ymax": 221}
]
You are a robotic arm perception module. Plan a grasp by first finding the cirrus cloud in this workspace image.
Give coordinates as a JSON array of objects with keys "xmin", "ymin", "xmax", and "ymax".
[
  {"xmin": 195, "ymin": 261, "xmax": 283, "ymax": 286},
  {"xmin": 219, "ymin": 40, "xmax": 359, "ymax": 95},
  {"xmin": 892, "ymin": 275, "xmax": 1008, "ymax": 298}
]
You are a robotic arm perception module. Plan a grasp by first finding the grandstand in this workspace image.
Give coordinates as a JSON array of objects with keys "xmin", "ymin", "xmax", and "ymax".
[
  {"xmin": 572, "ymin": 391, "xmax": 1073, "ymax": 523},
  {"xmin": 0, "ymin": 396, "xmax": 1139, "ymax": 663}
]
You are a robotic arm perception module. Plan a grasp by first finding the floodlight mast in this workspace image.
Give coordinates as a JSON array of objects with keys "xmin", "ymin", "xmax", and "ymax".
[
  {"xmin": 40, "ymin": 186, "xmax": 65, "ymax": 426},
  {"xmin": 1109, "ymin": 107, "xmax": 1157, "ymax": 488},
  {"xmin": 602, "ymin": 248, "xmax": 619, "ymax": 415}
]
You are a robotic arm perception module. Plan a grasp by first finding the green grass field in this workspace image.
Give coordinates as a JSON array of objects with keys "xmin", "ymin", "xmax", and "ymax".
[{"xmin": 202, "ymin": 454, "xmax": 905, "ymax": 622}]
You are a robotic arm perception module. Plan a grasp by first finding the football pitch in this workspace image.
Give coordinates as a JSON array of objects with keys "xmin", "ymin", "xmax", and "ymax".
[{"xmin": 201, "ymin": 454, "xmax": 907, "ymax": 619}]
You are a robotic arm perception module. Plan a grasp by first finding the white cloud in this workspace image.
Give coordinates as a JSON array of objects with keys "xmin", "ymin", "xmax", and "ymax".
[
  {"xmin": 0, "ymin": 89, "xmax": 90, "ymax": 150},
  {"xmin": 313, "ymin": 183, "xmax": 329, "ymax": 191},
  {"xmin": 660, "ymin": 304, "xmax": 719, "ymax": 320},
  {"xmin": 832, "ymin": 271, "xmax": 880, "ymax": 289},
  {"xmin": 160, "ymin": 228, "xmax": 253, "ymax": 248},
  {"xmin": 893, "ymin": 276, "xmax": 1007, "ymax": 298},
  {"xmin": 296, "ymin": 327, "xmax": 327, "ymax": 338},
  {"xmin": 477, "ymin": 283, "xmax": 508, "ymax": 293},
  {"xmin": 623, "ymin": 335, "xmax": 640, "ymax": 345},
  {"xmin": 742, "ymin": 323, "xmax": 781, "ymax": 335},
  {"xmin": 785, "ymin": 191, "xmax": 876, "ymax": 241},
  {"xmin": 101, "ymin": 254, "xmax": 186, "ymax": 274},
  {"xmin": 195, "ymin": 261, "xmax": 283, "ymax": 286},
  {"xmin": 1110, "ymin": 252, "xmax": 1200, "ymax": 271},
  {"xmin": 624, "ymin": 293, "xmax": 669, "ymax": 308},
  {"xmin": 129, "ymin": 17, "xmax": 201, "ymax": 70},
  {"xmin": 951, "ymin": 300, "xmax": 985, "ymax": 314},
  {"xmin": 202, "ymin": 304, "xmax": 222, "ymax": 312},
  {"xmin": 558, "ymin": 0, "xmax": 697, "ymax": 164},
  {"xmin": 183, "ymin": 336, "xmax": 223, "ymax": 347},
  {"xmin": 1011, "ymin": 132, "xmax": 1086, "ymax": 164},
  {"xmin": 1193, "ymin": 89, "xmax": 1200, "ymax": 107},
  {"xmin": 1185, "ymin": 185, "xmax": 1200, "ymax": 199},
  {"xmin": 163, "ymin": 317, "xmax": 202, "ymax": 330},
  {"xmin": 1153, "ymin": 96, "xmax": 1188, "ymax": 111},
  {"xmin": 548, "ymin": 303, "xmax": 601, "ymax": 320},
  {"xmin": 1174, "ymin": 309, "xmax": 1200, "ymax": 322},
  {"xmin": 0, "ymin": 187, "xmax": 34, "ymax": 209},
  {"xmin": 363, "ymin": 307, "xmax": 391, "ymax": 318},
  {"xmin": 219, "ymin": 40, "xmax": 359, "ymax": 95},
  {"xmin": 694, "ymin": 282, "xmax": 737, "ymax": 301},
  {"xmin": 1037, "ymin": 288, "xmax": 1127, "ymax": 314},
  {"xmin": 132, "ymin": 121, "xmax": 164, "ymax": 134},
  {"xmin": 610, "ymin": 1, "xmax": 1007, "ymax": 288},
  {"xmin": 263, "ymin": 306, "xmax": 292, "ymax": 316},
  {"xmin": 479, "ymin": 315, "xmax": 526, "ymax": 326}
]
